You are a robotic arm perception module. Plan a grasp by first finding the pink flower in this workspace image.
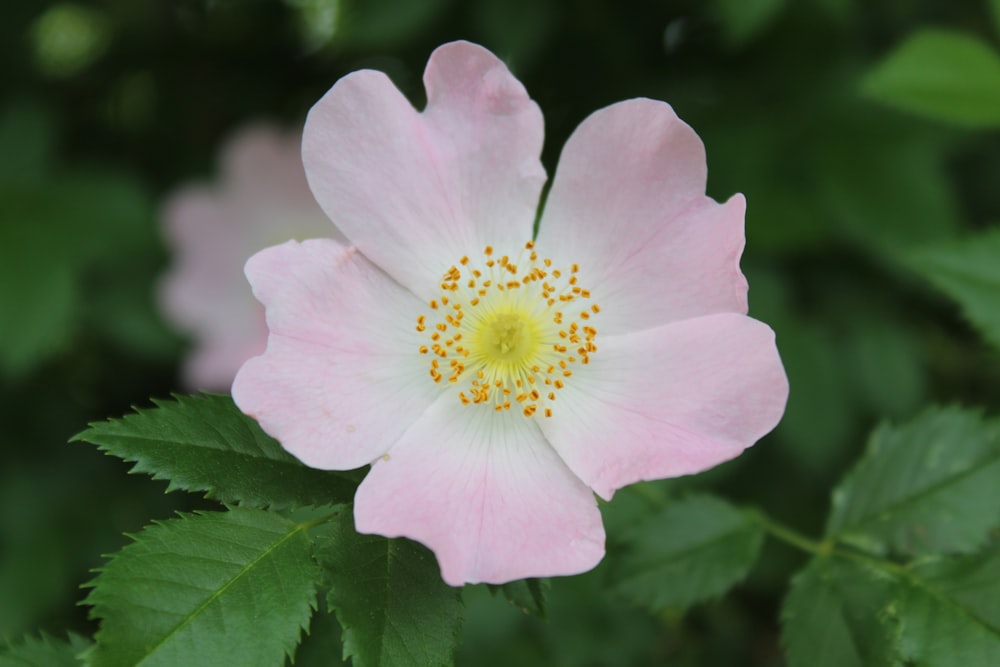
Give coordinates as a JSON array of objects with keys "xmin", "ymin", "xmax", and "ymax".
[
  {"xmin": 233, "ymin": 42, "xmax": 788, "ymax": 585},
  {"xmin": 158, "ymin": 124, "xmax": 341, "ymax": 391}
]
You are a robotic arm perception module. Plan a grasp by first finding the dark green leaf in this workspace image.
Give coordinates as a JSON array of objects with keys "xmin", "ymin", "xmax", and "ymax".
[
  {"xmin": 488, "ymin": 578, "xmax": 548, "ymax": 618},
  {"xmin": 317, "ymin": 512, "xmax": 463, "ymax": 667},
  {"xmin": 863, "ymin": 29, "xmax": 1000, "ymax": 127},
  {"xmin": 894, "ymin": 545, "xmax": 1000, "ymax": 664},
  {"xmin": 827, "ymin": 406, "xmax": 1000, "ymax": 556},
  {"xmin": 0, "ymin": 101, "xmax": 55, "ymax": 188},
  {"xmin": 781, "ymin": 558, "xmax": 899, "ymax": 667},
  {"xmin": 610, "ymin": 495, "xmax": 764, "ymax": 611},
  {"xmin": 908, "ymin": 227, "xmax": 1000, "ymax": 351},
  {"xmin": 0, "ymin": 633, "xmax": 89, "ymax": 667},
  {"xmin": 286, "ymin": 605, "xmax": 347, "ymax": 667},
  {"xmin": 84, "ymin": 508, "xmax": 320, "ymax": 667},
  {"xmin": 72, "ymin": 393, "xmax": 360, "ymax": 509},
  {"xmin": 710, "ymin": 0, "xmax": 787, "ymax": 47}
]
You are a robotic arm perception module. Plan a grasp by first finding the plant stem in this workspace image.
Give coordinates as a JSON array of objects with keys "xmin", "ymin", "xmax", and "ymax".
[{"xmin": 748, "ymin": 508, "xmax": 830, "ymax": 556}]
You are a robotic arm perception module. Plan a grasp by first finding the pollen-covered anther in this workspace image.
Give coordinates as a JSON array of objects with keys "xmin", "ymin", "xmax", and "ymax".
[{"xmin": 415, "ymin": 242, "xmax": 599, "ymax": 417}]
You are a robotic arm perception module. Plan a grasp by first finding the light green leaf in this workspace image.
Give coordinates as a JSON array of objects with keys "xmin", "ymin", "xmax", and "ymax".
[
  {"xmin": 781, "ymin": 558, "xmax": 899, "ymax": 667},
  {"xmin": 317, "ymin": 512, "xmax": 463, "ymax": 667},
  {"xmin": 908, "ymin": 227, "xmax": 1000, "ymax": 351},
  {"xmin": 72, "ymin": 393, "xmax": 360, "ymax": 509},
  {"xmin": 610, "ymin": 495, "xmax": 764, "ymax": 611},
  {"xmin": 894, "ymin": 546, "xmax": 1000, "ymax": 664},
  {"xmin": 827, "ymin": 406, "xmax": 1000, "ymax": 556},
  {"xmin": 863, "ymin": 29, "xmax": 1000, "ymax": 127},
  {"xmin": 0, "ymin": 633, "xmax": 89, "ymax": 667},
  {"xmin": 84, "ymin": 508, "xmax": 320, "ymax": 667}
]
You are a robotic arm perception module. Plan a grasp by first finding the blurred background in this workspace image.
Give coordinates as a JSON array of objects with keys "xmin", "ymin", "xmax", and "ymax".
[{"xmin": 2, "ymin": 0, "xmax": 999, "ymax": 665}]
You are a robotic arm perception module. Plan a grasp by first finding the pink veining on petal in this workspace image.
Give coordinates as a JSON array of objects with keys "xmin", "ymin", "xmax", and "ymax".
[
  {"xmin": 540, "ymin": 313, "xmax": 789, "ymax": 500},
  {"xmin": 302, "ymin": 40, "xmax": 545, "ymax": 300},
  {"xmin": 354, "ymin": 398, "xmax": 605, "ymax": 585},
  {"xmin": 232, "ymin": 238, "xmax": 439, "ymax": 470},
  {"xmin": 158, "ymin": 123, "xmax": 337, "ymax": 391},
  {"xmin": 537, "ymin": 99, "xmax": 749, "ymax": 335}
]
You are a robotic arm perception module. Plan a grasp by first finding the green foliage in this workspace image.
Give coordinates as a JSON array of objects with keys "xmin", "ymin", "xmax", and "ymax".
[
  {"xmin": 0, "ymin": 101, "xmax": 164, "ymax": 378},
  {"xmin": 610, "ymin": 495, "xmax": 764, "ymax": 611},
  {"xmin": 83, "ymin": 508, "xmax": 320, "ymax": 667},
  {"xmin": 710, "ymin": 0, "xmax": 788, "ymax": 47},
  {"xmin": 827, "ymin": 406, "xmax": 1000, "ymax": 556},
  {"xmin": 488, "ymin": 579, "xmax": 548, "ymax": 618},
  {"xmin": 73, "ymin": 393, "xmax": 361, "ymax": 509},
  {"xmin": 317, "ymin": 512, "xmax": 463, "ymax": 667},
  {"xmin": 781, "ymin": 558, "xmax": 899, "ymax": 667},
  {"xmin": 908, "ymin": 227, "xmax": 1000, "ymax": 351},
  {"xmin": 863, "ymin": 29, "xmax": 1000, "ymax": 127},
  {"xmin": 0, "ymin": 633, "xmax": 89, "ymax": 667},
  {"xmin": 894, "ymin": 546, "xmax": 1000, "ymax": 664}
]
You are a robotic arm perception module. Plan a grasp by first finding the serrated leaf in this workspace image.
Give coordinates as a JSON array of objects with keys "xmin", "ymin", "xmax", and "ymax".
[
  {"xmin": 84, "ymin": 508, "xmax": 320, "ymax": 667},
  {"xmin": 895, "ymin": 546, "xmax": 1000, "ymax": 665},
  {"xmin": 781, "ymin": 558, "xmax": 899, "ymax": 667},
  {"xmin": 286, "ymin": 605, "xmax": 346, "ymax": 667},
  {"xmin": 317, "ymin": 512, "xmax": 463, "ymax": 667},
  {"xmin": 908, "ymin": 227, "xmax": 1000, "ymax": 351},
  {"xmin": 72, "ymin": 393, "xmax": 360, "ymax": 509},
  {"xmin": 863, "ymin": 29, "xmax": 1000, "ymax": 127},
  {"xmin": 487, "ymin": 578, "xmax": 548, "ymax": 618},
  {"xmin": 0, "ymin": 632, "xmax": 89, "ymax": 667},
  {"xmin": 827, "ymin": 406, "xmax": 1000, "ymax": 556},
  {"xmin": 610, "ymin": 495, "xmax": 764, "ymax": 611}
]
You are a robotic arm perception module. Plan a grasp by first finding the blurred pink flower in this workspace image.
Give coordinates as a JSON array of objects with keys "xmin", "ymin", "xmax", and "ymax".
[
  {"xmin": 158, "ymin": 124, "xmax": 341, "ymax": 391},
  {"xmin": 233, "ymin": 42, "xmax": 789, "ymax": 585}
]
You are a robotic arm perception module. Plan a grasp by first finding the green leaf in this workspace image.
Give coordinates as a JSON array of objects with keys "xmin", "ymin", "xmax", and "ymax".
[
  {"xmin": 72, "ymin": 393, "xmax": 360, "ymax": 509},
  {"xmin": 317, "ymin": 512, "xmax": 463, "ymax": 667},
  {"xmin": 827, "ymin": 406, "xmax": 1000, "ymax": 556},
  {"xmin": 609, "ymin": 495, "xmax": 764, "ymax": 611},
  {"xmin": 863, "ymin": 29, "xmax": 1000, "ymax": 127},
  {"xmin": 287, "ymin": 605, "xmax": 346, "ymax": 667},
  {"xmin": 0, "ymin": 633, "xmax": 89, "ymax": 667},
  {"xmin": 487, "ymin": 578, "xmax": 548, "ymax": 618},
  {"xmin": 84, "ymin": 508, "xmax": 320, "ymax": 667},
  {"xmin": 710, "ymin": 0, "xmax": 788, "ymax": 48},
  {"xmin": 781, "ymin": 558, "xmax": 899, "ymax": 667},
  {"xmin": 0, "ymin": 101, "xmax": 55, "ymax": 188},
  {"xmin": 908, "ymin": 227, "xmax": 1000, "ymax": 351},
  {"xmin": 894, "ymin": 545, "xmax": 1000, "ymax": 664}
]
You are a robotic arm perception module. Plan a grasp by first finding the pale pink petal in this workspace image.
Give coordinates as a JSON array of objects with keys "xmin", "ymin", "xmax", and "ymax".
[
  {"xmin": 354, "ymin": 398, "xmax": 605, "ymax": 585},
  {"xmin": 302, "ymin": 40, "xmax": 545, "ymax": 298},
  {"xmin": 158, "ymin": 187, "xmax": 266, "ymax": 390},
  {"xmin": 536, "ymin": 99, "xmax": 748, "ymax": 334},
  {"xmin": 539, "ymin": 313, "xmax": 788, "ymax": 500},
  {"xmin": 232, "ymin": 238, "xmax": 440, "ymax": 470},
  {"xmin": 158, "ymin": 124, "xmax": 337, "ymax": 390}
]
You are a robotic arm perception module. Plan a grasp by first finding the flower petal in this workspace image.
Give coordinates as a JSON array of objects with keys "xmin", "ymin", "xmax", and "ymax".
[
  {"xmin": 354, "ymin": 399, "xmax": 605, "ymax": 585},
  {"xmin": 232, "ymin": 238, "xmax": 439, "ymax": 470},
  {"xmin": 537, "ymin": 99, "xmax": 748, "ymax": 334},
  {"xmin": 158, "ymin": 187, "xmax": 268, "ymax": 390},
  {"xmin": 303, "ymin": 41, "xmax": 546, "ymax": 299},
  {"xmin": 540, "ymin": 313, "xmax": 788, "ymax": 500}
]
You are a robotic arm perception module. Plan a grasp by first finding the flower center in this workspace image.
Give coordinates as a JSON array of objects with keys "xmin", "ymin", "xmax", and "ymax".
[{"xmin": 416, "ymin": 241, "xmax": 599, "ymax": 418}]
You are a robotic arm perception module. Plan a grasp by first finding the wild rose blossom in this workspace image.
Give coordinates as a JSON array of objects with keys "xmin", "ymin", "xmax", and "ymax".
[
  {"xmin": 158, "ymin": 124, "xmax": 341, "ymax": 390},
  {"xmin": 233, "ymin": 42, "xmax": 789, "ymax": 585}
]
